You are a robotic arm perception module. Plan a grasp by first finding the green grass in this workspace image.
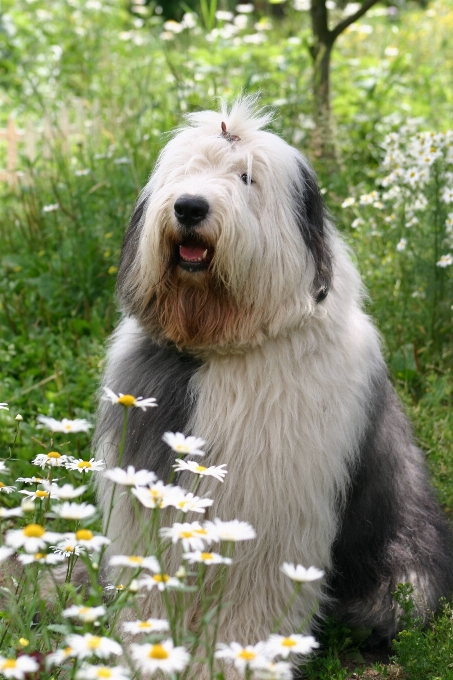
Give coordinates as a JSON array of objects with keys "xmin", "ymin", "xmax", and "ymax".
[{"xmin": 1, "ymin": 0, "xmax": 453, "ymax": 677}]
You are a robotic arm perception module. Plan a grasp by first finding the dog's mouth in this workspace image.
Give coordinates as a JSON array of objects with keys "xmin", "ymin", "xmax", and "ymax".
[{"xmin": 176, "ymin": 238, "xmax": 214, "ymax": 272}]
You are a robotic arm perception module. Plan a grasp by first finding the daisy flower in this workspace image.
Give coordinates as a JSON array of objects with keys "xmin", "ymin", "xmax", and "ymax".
[
  {"xmin": 132, "ymin": 481, "xmax": 183, "ymax": 509},
  {"xmin": 183, "ymin": 550, "xmax": 232, "ymax": 565},
  {"xmin": 0, "ymin": 507, "xmax": 23, "ymax": 519},
  {"xmin": 172, "ymin": 491, "xmax": 213, "ymax": 514},
  {"xmin": 341, "ymin": 197, "xmax": 355, "ymax": 208},
  {"xmin": 159, "ymin": 521, "xmax": 215, "ymax": 551},
  {"xmin": 0, "ymin": 461, "xmax": 8, "ymax": 472},
  {"xmin": 50, "ymin": 541, "xmax": 83, "ymax": 558},
  {"xmin": 102, "ymin": 387, "xmax": 157, "ymax": 411},
  {"xmin": 47, "ymin": 646, "xmax": 75, "ymax": 667},
  {"xmin": 162, "ymin": 432, "xmax": 206, "ymax": 456},
  {"xmin": 280, "ymin": 563, "xmax": 325, "ymax": 583},
  {"xmin": 65, "ymin": 634, "xmax": 122, "ymax": 660},
  {"xmin": 109, "ymin": 554, "xmax": 160, "ymax": 571},
  {"xmin": 63, "ymin": 529, "xmax": 110, "ymax": 552},
  {"xmin": 18, "ymin": 552, "xmax": 66, "ymax": 566},
  {"xmin": 16, "ymin": 476, "xmax": 46, "ymax": 485},
  {"xmin": 253, "ymin": 660, "xmax": 294, "ymax": 679},
  {"xmin": 173, "ymin": 459, "xmax": 227, "ymax": 482},
  {"xmin": 5, "ymin": 524, "xmax": 62, "ymax": 553},
  {"xmin": 37, "ymin": 415, "xmax": 93, "ymax": 433},
  {"xmin": 75, "ymin": 665, "xmax": 130, "ymax": 680},
  {"xmin": 138, "ymin": 571, "xmax": 182, "ymax": 592},
  {"xmin": 52, "ymin": 502, "xmax": 97, "ymax": 520},
  {"xmin": 0, "ymin": 482, "xmax": 16, "ymax": 493},
  {"xmin": 0, "ymin": 654, "xmax": 39, "ymax": 679},
  {"xmin": 265, "ymin": 634, "xmax": 319, "ymax": 658},
  {"xmin": 65, "ymin": 458, "xmax": 105, "ymax": 473},
  {"xmin": 0, "ymin": 403, "xmax": 9, "ymax": 411},
  {"xmin": 215, "ymin": 642, "xmax": 270, "ymax": 672},
  {"xmin": 130, "ymin": 640, "xmax": 190, "ymax": 674},
  {"xmin": 41, "ymin": 482, "xmax": 87, "ymax": 499},
  {"xmin": 122, "ymin": 618, "xmax": 169, "ymax": 635},
  {"xmin": 204, "ymin": 518, "xmax": 257, "ymax": 542},
  {"xmin": 63, "ymin": 605, "xmax": 106, "ymax": 623},
  {"xmin": 0, "ymin": 546, "xmax": 13, "ymax": 563},
  {"xmin": 19, "ymin": 489, "xmax": 54, "ymax": 502},
  {"xmin": 104, "ymin": 465, "xmax": 157, "ymax": 487},
  {"xmin": 436, "ymin": 253, "xmax": 453, "ymax": 267},
  {"xmin": 32, "ymin": 451, "xmax": 69, "ymax": 468}
]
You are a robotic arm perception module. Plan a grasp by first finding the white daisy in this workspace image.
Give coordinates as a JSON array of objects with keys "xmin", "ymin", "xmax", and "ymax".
[
  {"xmin": 41, "ymin": 482, "xmax": 87, "ymax": 499},
  {"xmin": 172, "ymin": 491, "xmax": 213, "ymax": 514},
  {"xmin": 63, "ymin": 605, "xmax": 106, "ymax": 623},
  {"xmin": 18, "ymin": 552, "xmax": 66, "ymax": 566},
  {"xmin": 65, "ymin": 458, "xmax": 105, "ymax": 473},
  {"xmin": 0, "ymin": 482, "xmax": 17, "ymax": 493},
  {"xmin": 50, "ymin": 541, "xmax": 83, "ymax": 558},
  {"xmin": 396, "ymin": 238, "xmax": 407, "ymax": 252},
  {"xmin": 341, "ymin": 197, "xmax": 355, "ymax": 208},
  {"xmin": 109, "ymin": 554, "xmax": 159, "ymax": 571},
  {"xmin": 183, "ymin": 550, "xmax": 232, "ymax": 565},
  {"xmin": 104, "ymin": 465, "xmax": 157, "ymax": 487},
  {"xmin": 215, "ymin": 642, "xmax": 270, "ymax": 672},
  {"xmin": 16, "ymin": 476, "xmax": 46, "ymax": 485},
  {"xmin": 5, "ymin": 524, "xmax": 62, "ymax": 553},
  {"xmin": 130, "ymin": 640, "xmax": 190, "ymax": 674},
  {"xmin": 62, "ymin": 529, "xmax": 110, "ymax": 552},
  {"xmin": 265, "ymin": 634, "xmax": 319, "ymax": 658},
  {"xmin": 36, "ymin": 415, "xmax": 93, "ymax": 433},
  {"xmin": 173, "ymin": 459, "xmax": 227, "ymax": 482},
  {"xmin": 162, "ymin": 432, "xmax": 206, "ymax": 456},
  {"xmin": 159, "ymin": 521, "xmax": 215, "ymax": 551},
  {"xmin": 122, "ymin": 618, "xmax": 170, "ymax": 635},
  {"xmin": 65, "ymin": 633, "xmax": 122, "ymax": 660},
  {"xmin": 0, "ymin": 654, "xmax": 39, "ymax": 679},
  {"xmin": 53, "ymin": 502, "xmax": 97, "ymax": 520},
  {"xmin": 280, "ymin": 563, "xmax": 325, "ymax": 582},
  {"xmin": 0, "ymin": 461, "xmax": 9, "ymax": 472},
  {"xmin": 132, "ymin": 481, "xmax": 183, "ymax": 509},
  {"xmin": 0, "ymin": 403, "xmax": 9, "ymax": 411},
  {"xmin": 75, "ymin": 665, "xmax": 130, "ymax": 680},
  {"xmin": 204, "ymin": 518, "xmax": 257, "ymax": 542},
  {"xmin": 32, "ymin": 451, "xmax": 69, "ymax": 468},
  {"xmin": 437, "ymin": 253, "xmax": 453, "ymax": 267},
  {"xmin": 102, "ymin": 387, "xmax": 157, "ymax": 411},
  {"xmin": 253, "ymin": 660, "xmax": 294, "ymax": 679},
  {"xmin": 19, "ymin": 489, "xmax": 53, "ymax": 502},
  {"xmin": 138, "ymin": 572, "xmax": 182, "ymax": 592}
]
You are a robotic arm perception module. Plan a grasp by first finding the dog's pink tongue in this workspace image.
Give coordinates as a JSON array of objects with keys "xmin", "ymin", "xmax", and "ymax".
[{"xmin": 179, "ymin": 244, "xmax": 206, "ymax": 262}]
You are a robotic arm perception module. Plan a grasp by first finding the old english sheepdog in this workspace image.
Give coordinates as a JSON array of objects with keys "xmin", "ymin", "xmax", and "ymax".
[{"xmin": 94, "ymin": 97, "xmax": 453, "ymax": 652}]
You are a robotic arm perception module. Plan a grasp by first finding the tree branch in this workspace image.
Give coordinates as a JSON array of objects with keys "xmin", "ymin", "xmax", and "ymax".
[{"xmin": 330, "ymin": 0, "xmax": 381, "ymax": 42}]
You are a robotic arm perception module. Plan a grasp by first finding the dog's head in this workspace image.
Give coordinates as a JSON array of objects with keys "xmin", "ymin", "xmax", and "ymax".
[{"xmin": 117, "ymin": 97, "xmax": 332, "ymax": 351}]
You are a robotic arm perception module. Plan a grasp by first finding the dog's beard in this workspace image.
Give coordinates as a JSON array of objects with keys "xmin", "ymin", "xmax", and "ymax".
[{"xmin": 139, "ymin": 265, "xmax": 252, "ymax": 350}]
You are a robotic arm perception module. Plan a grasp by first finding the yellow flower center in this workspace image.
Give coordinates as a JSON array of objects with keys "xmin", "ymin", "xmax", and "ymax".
[
  {"xmin": 77, "ymin": 461, "xmax": 92, "ymax": 469},
  {"xmin": 201, "ymin": 553, "xmax": 213, "ymax": 561},
  {"xmin": 36, "ymin": 490, "xmax": 49, "ymax": 498},
  {"xmin": 195, "ymin": 465, "xmax": 207, "ymax": 472},
  {"xmin": 64, "ymin": 647, "xmax": 73, "ymax": 655},
  {"xmin": 0, "ymin": 482, "xmax": 4, "ymax": 488},
  {"xmin": 180, "ymin": 531, "xmax": 194, "ymax": 538},
  {"xmin": 76, "ymin": 529, "xmax": 93, "ymax": 541},
  {"xmin": 116, "ymin": 584, "xmax": 125, "ymax": 590},
  {"xmin": 281, "ymin": 637, "xmax": 297, "ymax": 647},
  {"xmin": 97, "ymin": 670, "xmax": 112, "ymax": 679},
  {"xmin": 1, "ymin": 660, "xmax": 17, "ymax": 670},
  {"xmin": 128, "ymin": 556, "xmax": 143, "ymax": 564},
  {"xmin": 238, "ymin": 650, "xmax": 256, "ymax": 661},
  {"xmin": 47, "ymin": 451, "xmax": 61, "ymax": 459},
  {"xmin": 34, "ymin": 553, "xmax": 45, "ymax": 560},
  {"xmin": 149, "ymin": 644, "xmax": 169, "ymax": 660},
  {"xmin": 194, "ymin": 528, "xmax": 208, "ymax": 536},
  {"xmin": 64, "ymin": 545, "xmax": 74, "ymax": 553},
  {"xmin": 87, "ymin": 636, "xmax": 101, "ymax": 649},
  {"xmin": 79, "ymin": 607, "xmax": 90, "ymax": 615},
  {"xmin": 64, "ymin": 424, "xmax": 72, "ymax": 431},
  {"xmin": 153, "ymin": 574, "xmax": 169, "ymax": 583},
  {"xmin": 138, "ymin": 621, "xmax": 152, "ymax": 629},
  {"xmin": 23, "ymin": 524, "xmax": 45, "ymax": 538},
  {"xmin": 175, "ymin": 444, "xmax": 189, "ymax": 452},
  {"xmin": 118, "ymin": 395, "xmax": 136, "ymax": 407}
]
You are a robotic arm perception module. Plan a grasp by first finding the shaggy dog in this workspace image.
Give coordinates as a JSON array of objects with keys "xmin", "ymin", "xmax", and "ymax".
[{"xmin": 94, "ymin": 97, "xmax": 453, "ymax": 655}]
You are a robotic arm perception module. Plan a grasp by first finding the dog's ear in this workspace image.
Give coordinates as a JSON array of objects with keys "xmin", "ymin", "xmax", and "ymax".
[
  {"xmin": 294, "ymin": 161, "xmax": 333, "ymax": 303},
  {"xmin": 116, "ymin": 194, "xmax": 149, "ymax": 303}
]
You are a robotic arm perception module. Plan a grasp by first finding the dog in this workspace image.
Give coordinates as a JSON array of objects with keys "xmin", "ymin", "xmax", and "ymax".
[{"xmin": 94, "ymin": 96, "xmax": 453, "ymax": 655}]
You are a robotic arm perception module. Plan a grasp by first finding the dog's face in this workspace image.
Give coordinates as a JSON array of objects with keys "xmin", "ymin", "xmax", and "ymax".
[{"xmin": 117, "ymin": 99, "xmax": 332, "ymax": 350}]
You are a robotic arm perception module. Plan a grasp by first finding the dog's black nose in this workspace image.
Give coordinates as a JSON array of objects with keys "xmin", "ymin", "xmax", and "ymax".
[{"xmin": 174, "ymin": 195, "xmax": 209, "ymax": 228}]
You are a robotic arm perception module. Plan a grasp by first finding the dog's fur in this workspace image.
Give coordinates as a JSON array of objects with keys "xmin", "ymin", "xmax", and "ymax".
[{"xmin": 94, "ymin": 97, "xmax": 453, "ymax": 652}]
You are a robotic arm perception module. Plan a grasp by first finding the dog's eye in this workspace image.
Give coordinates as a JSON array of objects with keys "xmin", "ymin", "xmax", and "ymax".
[{"xmin": 240, "ymin": 173, "xmax": 254, "ymax": 185}]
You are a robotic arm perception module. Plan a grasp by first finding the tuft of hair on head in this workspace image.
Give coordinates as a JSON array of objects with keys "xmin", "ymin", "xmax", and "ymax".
[{"xmin": 184, "ymin": 93, "xmax": 274, "ymax": 140}]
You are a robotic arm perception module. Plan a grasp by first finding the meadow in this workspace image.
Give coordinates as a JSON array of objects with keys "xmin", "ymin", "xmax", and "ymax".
[{"xmin": 0, "ymin": 0, "xmax": 453, "ymax": 677}]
